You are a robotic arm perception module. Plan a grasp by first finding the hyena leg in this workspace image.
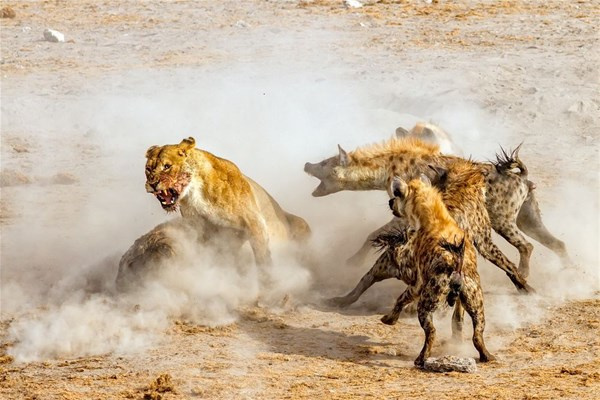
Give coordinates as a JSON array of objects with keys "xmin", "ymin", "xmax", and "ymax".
[
  {"xmin": 381, "ymin": 285, "xmax": 418, "ymax": 326},
  {"xmin": 328, "ymin": 250, "xmax": 397, "ymax": 307},
  {"xmin": 346, "ymin": 218, "xmax": 404, "ymax": 266},
  {"xmin": 517, "ymin": 191, "xmax": 572, "ymax": 268},
  {"xmin": 492, "ymin": 219, "xmax": 534, "ymax": 279},
  {"xmin": 414, "ymin": 296, "xmax": 438, "ymax": 367},
  {"xmin": 460, "ymin": 278, "xmax": 495, "ymax": 362},
  {"xmin": 475, "ymin": 232, "xmax": 534, "ymax": 293},
  {"xmin": 451, "ymin": 300, "xmax": 464, "ymax": 342}
]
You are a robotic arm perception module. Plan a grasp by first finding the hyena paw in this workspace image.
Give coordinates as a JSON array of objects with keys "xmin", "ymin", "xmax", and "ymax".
[
  {"xmin": 380, "ymin": 313, "xmax": 399, "ymax": 325},
  {"xmin": 414, "ymin": 356, "xmax": 425, "ymax": 367},
  {"xmin": 480, "ymin": 353, "xmax": 496, "ymax": 362}
]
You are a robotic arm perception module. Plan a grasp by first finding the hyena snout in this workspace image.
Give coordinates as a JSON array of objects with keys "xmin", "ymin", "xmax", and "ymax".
[
  {"xmin": 388, "ymin": 198, "xmax": 395, "ymax": 210},
  {"xmin": 304, "ymin": 162, "xmax": 318, "ymax": 176},
  {"xmin": 389, "ymin": 199, "xmax": 402, "ymax": 218}
]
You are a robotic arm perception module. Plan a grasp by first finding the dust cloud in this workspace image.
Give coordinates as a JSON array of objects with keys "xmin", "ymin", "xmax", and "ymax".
[{"xmin": 1, "ymin": 61, "xmax": 597, "ymax": 362}]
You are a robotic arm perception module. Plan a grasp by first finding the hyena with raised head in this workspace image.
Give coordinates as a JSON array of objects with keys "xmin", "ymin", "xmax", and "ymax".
[{"xmin": 304, "ymin": 136, "xmax": 571, "ymax": 280}]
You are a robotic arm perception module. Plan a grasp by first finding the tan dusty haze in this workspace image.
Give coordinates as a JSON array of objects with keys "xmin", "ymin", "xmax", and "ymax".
[{"xmin": 1, "ymin": 1, "xmax": 599, "ymax": 399}]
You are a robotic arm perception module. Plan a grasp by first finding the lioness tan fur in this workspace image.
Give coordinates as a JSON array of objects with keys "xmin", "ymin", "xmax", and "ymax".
[{"xmin": 145, "ymin": 137, "xmax": 310, "ymax": 265}]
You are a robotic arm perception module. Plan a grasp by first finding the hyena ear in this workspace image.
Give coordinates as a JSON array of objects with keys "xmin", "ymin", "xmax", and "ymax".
[
  {"xmin": 419, "ymin": 173, "xmax": 432, "ymax": 186},
  {"xmin": 338, "ymin": 144, "xmax": 350, "ymax": 167},
  {"xmin": 390, "ymin": 175, "xmax": 408, "ymax": 198},
  {"xmin": 146, "ymin": 145, "xmax": 159, "ymax": 158},
  {"xmin": 428, "ymin": 164, "xmax": 448, "ymax": 185},
  {"xmin": 420, "ymin": 127, "xmax": 436, "ymax": 142},
  {"xmin": 395, "ymin": 126, "xmax": 409, "ymax": 137},
  {"xmin": 178, "ymin": 137, "xmax": 196, "ymax": 156},
  {"xmin": 513, "ymin": 141, "xmax": 524, "ymax": 159}
]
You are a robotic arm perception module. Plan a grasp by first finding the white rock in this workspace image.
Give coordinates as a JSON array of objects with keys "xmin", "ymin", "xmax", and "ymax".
[
  {"xmin": 423, "ymin": 355, "xmax": 477, "ymax": 373},
  {"xmin": 234, "ymin": 20, "xmax": 250, "ymax": 28},
  {"xmin": 43, "ymin": 28, "xmax": 65, "ymax": 43},
  {"xmin": 385, "ymin": 348, "xmax": 397, "ymax": 356},
  {"xmin": 345, "ymin": 0, "xmax": 363, "ymax": 8}
]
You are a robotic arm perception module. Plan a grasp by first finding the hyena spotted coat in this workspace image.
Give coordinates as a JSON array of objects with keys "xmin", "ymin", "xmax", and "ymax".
[
  {"xmin": 328, "ymin": 158, "xmax": 534, "ymax": 308},
  {"xmin": 304, "ymin": 136, "xmax": 571, "ymax": 280},
  {"xmin": 381, "ymin": 176, "xmax": 495, "ymax": 366}
]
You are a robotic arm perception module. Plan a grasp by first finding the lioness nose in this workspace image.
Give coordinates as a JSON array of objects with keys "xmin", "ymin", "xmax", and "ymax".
[{"xmin": 147, "ymin": 181, "xmax": 158, "ymax": 192}]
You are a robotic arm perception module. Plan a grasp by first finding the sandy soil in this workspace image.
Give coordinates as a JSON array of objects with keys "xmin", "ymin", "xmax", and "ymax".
[{"xmin": 1, "ymin": 1, "xmax": 599, "ymax": 399}]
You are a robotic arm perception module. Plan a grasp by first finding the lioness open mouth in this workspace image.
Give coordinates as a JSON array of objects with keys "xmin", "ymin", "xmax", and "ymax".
[{"xmin": 155, "ymin": 188, "xmax": 179, "ymax": 211}]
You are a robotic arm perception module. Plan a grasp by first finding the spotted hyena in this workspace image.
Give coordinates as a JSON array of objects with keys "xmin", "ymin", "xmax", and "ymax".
[
  {"xmin": 328, "ymin": 157, "xmax": 534, "ymax": 307},
  {"xmin": 304, "ymin": 136, "xmax": 571, "ymax": 280},
  {"xmin": 395, "ymin": 121, "xmax": 463, "ymax": 156},
  {"xmin": 380, "ymin": 175, "xmax": 495, "ymax": 367}
]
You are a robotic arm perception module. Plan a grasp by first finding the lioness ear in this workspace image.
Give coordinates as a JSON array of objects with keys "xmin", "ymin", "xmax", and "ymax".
[
  {"xmin": 178, "ymin": 137, "xmax": 196, "ymax": 156},
  {"xmin": 338, "ymin": 145, "xmax": 350, "ymax": 167},
  {"xmin": 146, "ymin": 145, "xmax": 159, "ymax": 158},
  {"xmin": 390, "ymin": 176, "xmax": 408, "ymax": 198}
]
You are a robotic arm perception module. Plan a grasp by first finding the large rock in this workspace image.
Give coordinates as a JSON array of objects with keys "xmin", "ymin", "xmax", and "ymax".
[{"xmin": 423, "ymin": 355, "xmax": 477, "ymax": 373}]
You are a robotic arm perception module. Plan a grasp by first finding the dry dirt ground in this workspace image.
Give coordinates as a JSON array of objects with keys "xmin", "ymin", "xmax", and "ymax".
[{"xmin": 1, "ymin": 1, "xmax": 599, "ymax": 399}]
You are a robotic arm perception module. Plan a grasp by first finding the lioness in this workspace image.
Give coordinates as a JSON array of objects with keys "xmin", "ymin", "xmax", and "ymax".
[{"xmin": 145, "ymin": 137, "xmax": 310, "ymax": 265}]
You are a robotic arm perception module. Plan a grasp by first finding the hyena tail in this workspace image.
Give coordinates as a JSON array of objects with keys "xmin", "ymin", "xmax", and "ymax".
[
  {"xmin": 494, "ymin": 142, "xmax": 528, "ymax": 178},
  {"xmin": 440, "ymin": 236, "xmax": 466, "ymax": 307}
]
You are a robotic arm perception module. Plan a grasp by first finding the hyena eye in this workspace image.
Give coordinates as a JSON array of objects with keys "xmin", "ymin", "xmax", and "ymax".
[{"xmin": 163, "ymin": 164, "xmax": 171, "ymax": 170}]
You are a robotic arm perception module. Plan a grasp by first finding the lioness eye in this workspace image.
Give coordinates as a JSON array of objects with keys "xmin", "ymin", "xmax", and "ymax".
[{"xmin": 163, "ymin": 164, "xmax": 171, "ymax": 170}]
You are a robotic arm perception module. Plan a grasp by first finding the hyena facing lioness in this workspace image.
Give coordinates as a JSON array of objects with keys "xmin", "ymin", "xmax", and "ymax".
[
  {"xmin": 304, "ymin": 135, "xmax": 571, "ymax": 284},
  {"xmin": 328, "ymin": 157, "xmax": 534, "ymax": 308}
]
